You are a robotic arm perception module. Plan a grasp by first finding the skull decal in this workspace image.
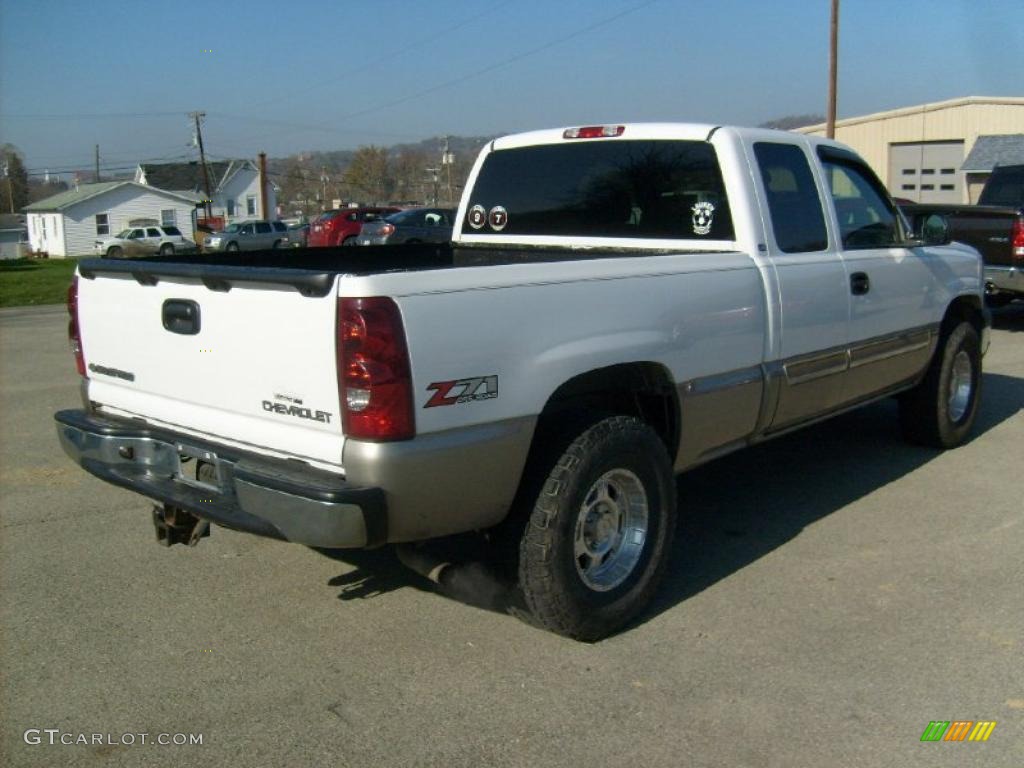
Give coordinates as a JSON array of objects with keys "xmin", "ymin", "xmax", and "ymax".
[{"xmin": 691, "ymin": 202, "xmax": 715, "ymax": 236}]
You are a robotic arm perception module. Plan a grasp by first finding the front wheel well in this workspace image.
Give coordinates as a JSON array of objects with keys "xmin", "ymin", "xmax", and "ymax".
[{"xmin": 941, "ymin": 295, "xmax": 985, "ymax": 339}]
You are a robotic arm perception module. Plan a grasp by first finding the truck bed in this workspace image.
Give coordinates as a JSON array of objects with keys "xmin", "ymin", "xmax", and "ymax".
[{"xmin": 78, "ymin": 242, "xmax": 740, "ymax": 295}]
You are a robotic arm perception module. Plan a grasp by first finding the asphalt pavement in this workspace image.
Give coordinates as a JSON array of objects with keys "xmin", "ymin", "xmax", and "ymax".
[{"xmin": 1, "ymin": 302, "xmax": 1022, "ymax": 767}]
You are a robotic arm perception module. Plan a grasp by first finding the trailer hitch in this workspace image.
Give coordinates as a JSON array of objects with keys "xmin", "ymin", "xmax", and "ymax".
[{"xmin": 152, "ymin": 504, "xmax": 210, "ymax": 547}]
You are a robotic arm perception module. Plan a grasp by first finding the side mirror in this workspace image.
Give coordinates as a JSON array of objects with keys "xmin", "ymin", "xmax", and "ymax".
[{"xmin": 920, "ymin": 213, "xmax": 951, "ymax": 246}]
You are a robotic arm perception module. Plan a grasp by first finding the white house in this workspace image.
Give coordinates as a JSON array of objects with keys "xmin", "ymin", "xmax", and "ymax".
[
  {"xmin": 135, "ymin": 159, "xmax": 277, "ymax": 224},
  {"xmin": 24, "ymin": 181, "xmax": 200, "ymax": 258}
]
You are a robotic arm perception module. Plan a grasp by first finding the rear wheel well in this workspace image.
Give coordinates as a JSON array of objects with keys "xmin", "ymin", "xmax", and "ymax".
[{"xmin": 538, "ymin": 363, "xmax": 679, "ymax": 459}]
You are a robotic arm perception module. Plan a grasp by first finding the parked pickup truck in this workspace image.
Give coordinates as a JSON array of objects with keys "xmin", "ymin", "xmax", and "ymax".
[
  {"xmin": 903, "ymin": 163, "xmax": 1024, "ymax": 307},
  {"xmin": 55, "ymin": 124, "xmax": 990, "ymax": 640}
]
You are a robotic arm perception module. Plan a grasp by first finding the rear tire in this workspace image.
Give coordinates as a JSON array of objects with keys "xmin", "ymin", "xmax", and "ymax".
[
  {"xmin": 899, "ymin": 321, "xmax": 981, "ymax": 448},
  {"xmin": 106, "ymin": 246, "xmax": 123, "ymax": 259},
  {"xmin": 518, "ymin": 415, "xmax": 676, "ymax": 641},
  {"xmin": 342, "ymin": 236, "xmax": 357, "ymax": 246},
  {"xmin": 159, "ymin": 243, "xmax": 174, "ymax": 256}
]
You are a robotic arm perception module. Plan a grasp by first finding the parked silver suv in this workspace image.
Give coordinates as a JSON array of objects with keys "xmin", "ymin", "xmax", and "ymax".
[
  {"xmin": 96, "ymin": 225, "xmax": 196, "ymax": 258},
  {"xmin": 203, "ymin": 220, "xmax": 289, "ymax": 252}
]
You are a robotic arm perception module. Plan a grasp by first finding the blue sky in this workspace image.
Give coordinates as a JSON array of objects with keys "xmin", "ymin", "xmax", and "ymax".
[{"xmin": 1, "ymin": 0, "xmax": 1021, "ymax": 175}]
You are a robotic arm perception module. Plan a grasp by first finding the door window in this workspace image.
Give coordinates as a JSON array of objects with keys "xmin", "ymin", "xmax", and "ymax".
[
  {"xmin": 819, "ymin": 151, "xmax": 901, "ymax": 249},
  {"xmin": 754, "ymin": 142, "xmax": 828, "ymax": 253},
  {"xmin": 255, "ymin": 222, "xmax": 272, "ymax": 234}
]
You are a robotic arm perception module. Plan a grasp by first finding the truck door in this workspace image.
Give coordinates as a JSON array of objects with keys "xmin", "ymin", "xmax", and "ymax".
[
  {"xmin": 816, "ymin": 147, "xmax": 939, "ymax": 404},
  {"xmin": 751, "ymin": 140, "xmax": 851, "ymax": 430}
]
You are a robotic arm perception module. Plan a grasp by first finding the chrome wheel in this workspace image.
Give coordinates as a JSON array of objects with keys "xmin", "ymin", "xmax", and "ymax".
[
  {"xmin": 573, "ymin": 469, "xmax": 649, "ymax": 592},
  {"xmin": 947, "ymin": 350, "xmax": 973, "ymax": 422}
]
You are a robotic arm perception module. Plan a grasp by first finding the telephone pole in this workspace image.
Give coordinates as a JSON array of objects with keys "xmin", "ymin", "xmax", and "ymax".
[
  {"xmin": 94, "ymin": 145, "xmax": 100, "ymax": 183},
  {"xmin": 190, "ymin": 111, "xmax": 213, "ymax": 218},
  {"xmin": 826, "ymin": 0, "xmax": 839, "ymax": 139},
  {"xmin": 258, "ymin": 151, "xmax": 269, "ymax": 220},
  {"xmin": 441, "ymin": 136, "xmax": 454, "ymax": 204}
]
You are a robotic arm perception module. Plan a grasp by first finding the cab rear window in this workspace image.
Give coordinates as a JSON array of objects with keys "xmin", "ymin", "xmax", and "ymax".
[{"xmin": 462, "ymin": 140, "xmax": 734, "ymax": 240}]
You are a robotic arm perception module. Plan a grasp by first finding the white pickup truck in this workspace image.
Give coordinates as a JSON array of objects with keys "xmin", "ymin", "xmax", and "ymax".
[{"xmin": 56, "ymin": 124, "xmax": 989, "ymax": 640}]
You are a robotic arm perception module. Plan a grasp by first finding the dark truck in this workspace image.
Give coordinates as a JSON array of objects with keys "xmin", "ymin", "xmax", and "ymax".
[{"xmin": 903, "ymin": 164, "xmax": 1024, "ymax": 307}]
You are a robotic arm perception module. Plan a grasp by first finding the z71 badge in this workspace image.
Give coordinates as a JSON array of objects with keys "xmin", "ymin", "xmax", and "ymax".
[{"xmin": 425, "ymin": 375, "xmax": 498, "ymax": 408}]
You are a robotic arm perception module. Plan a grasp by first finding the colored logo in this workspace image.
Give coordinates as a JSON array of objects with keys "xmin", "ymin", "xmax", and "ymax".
[{"xmin": 920, "ymin": 720, "xmax": 996, "ymax": 742}]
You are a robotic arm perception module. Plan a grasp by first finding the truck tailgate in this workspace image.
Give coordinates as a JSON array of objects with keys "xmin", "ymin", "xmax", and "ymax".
[{"xmin": 76, "ymin": 269, "xmax": 344, "ymax": 467}]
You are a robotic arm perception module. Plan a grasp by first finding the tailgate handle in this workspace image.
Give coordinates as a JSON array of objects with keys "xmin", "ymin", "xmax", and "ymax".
[{"xmin": 162, "ymin": 299, "xmax": 201, "ymax": 335}]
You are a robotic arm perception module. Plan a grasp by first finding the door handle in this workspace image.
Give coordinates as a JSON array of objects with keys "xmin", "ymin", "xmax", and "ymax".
[
  {"xmin": 162, "ymin": 299, "xmax": 201, "ymax": 335},
  {"xmin": 850, "ymin": 272, "xmax": 870, "ymax": 295}
]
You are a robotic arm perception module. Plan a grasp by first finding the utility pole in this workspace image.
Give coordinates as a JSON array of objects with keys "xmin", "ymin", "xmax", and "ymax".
[
  {"xmin": 190, "ymin": 111, "xmax": 213, "ymax": 219},
  {"xmin": 826, "ymin": 0, "xmax": 839, "ymax": 139},
  {"xmin": 441, "ymin": 136, "xmax": 454, "ymax": 205},
  {"xmin": 425, "ymin": 167, "xmax": 439, "ymax": 206},
  {"xmin": 94, "ymin": 145, "xmax": 100, "ymax": 183},
  {"xmin": 2, "ymin": 162, "xmax": 13, "ymax": 214},
  {"xmin": 320, "ymin": 167, "xmax": 328, "ymax": 209},
  {"xmin": 258, "ymin": 151, "xmax": 269, "ymax": 220}
]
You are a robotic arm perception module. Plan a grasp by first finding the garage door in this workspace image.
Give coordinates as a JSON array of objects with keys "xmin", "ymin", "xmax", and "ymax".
[{"xmin": 888, "ymin": 141, "xmax": 964, "ymax": 204}]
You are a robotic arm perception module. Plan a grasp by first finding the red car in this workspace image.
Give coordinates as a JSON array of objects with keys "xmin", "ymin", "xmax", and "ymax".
[{"xmin": 307, "ymin": 207, "xmax": 401, "ymax": 247}]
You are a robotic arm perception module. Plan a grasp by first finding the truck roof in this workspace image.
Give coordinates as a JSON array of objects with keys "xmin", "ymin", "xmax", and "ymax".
[{"xmin": 490, "ymin": 122, "xmax": 854, "ymax": 153}]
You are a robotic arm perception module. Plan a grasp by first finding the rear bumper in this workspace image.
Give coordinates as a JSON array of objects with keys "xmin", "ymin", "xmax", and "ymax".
[
  {"xmin": 985, "ymin": 265, "xmax": 1024, "ymax": 296},
  {"xmin": 54, "ymin": 409, "xmax": 386, "ymax": 548}
]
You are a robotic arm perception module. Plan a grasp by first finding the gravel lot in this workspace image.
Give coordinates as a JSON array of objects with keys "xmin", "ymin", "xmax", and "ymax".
[{"xmin": 2, "ymin": 302, "xmax": 1022, "ymax": 767}]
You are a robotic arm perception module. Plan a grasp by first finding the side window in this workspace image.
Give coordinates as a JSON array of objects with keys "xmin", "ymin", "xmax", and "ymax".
[
  {"xmin": 820, "ymin": 156, "xmax": 900, "ymax": 249},
  {"xmin": 255, "ymin": 222, "xmax": 272, "ymax": 234},
  {"xmin": 130, "ymin": 229, "xmax": 145, "ymax": 239},
  {"xmin": 273, "ymin": 221, "xmax": 287, "ymax": 232},
  {"xmin": 146, "ymin": 228, "xmax": 162, "ymax": 238},
  {"xmin": 753, "ymin": 142, "xmax": 828, "ymax": 253},
  {"xmin": 240, "ymin": 224, "xmax": 253, "ymax": 234}
]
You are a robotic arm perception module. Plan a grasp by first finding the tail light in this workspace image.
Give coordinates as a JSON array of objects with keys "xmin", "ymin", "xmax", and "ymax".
[
  {"xmin": 380, "ymin": 223, "xmax": 395, "ymax": 237},
  {"xmin": 563, "ymin": 125, "xmax": 625, "ymax": 139},
  {"xmin": 337, "ymin": 297, "xmax": 414, "ymax": 441},
  {"xmin": 67, "ymin": 276, "xmax": 86, "ymax": 377},
  {"xmin": 1012, "ymin": 216, "xmax": 1024, "ymax": 263}
]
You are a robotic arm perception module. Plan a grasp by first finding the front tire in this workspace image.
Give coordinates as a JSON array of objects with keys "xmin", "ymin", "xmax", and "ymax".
[
  {"xmin": 518, "ymin": 415, "xmax": 676, "ymax": 641},
  {"xmin": 226, "ymin": 242, "xmax": 239, "ymax": 252},
  {"xmin": 106, "ymin": 246, "xmax": 123, "ymax": 259},
  {"xmin": 159, "ymin": 243, "xmax": 174, "ymax": 256},
  {"xmin": 899, "ymin": 320, "xmax": 981, "ymax": 448}
]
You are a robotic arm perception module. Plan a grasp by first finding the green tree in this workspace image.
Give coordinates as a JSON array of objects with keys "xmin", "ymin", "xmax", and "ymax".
[
  {"xmin": 1, "ymin": 144, "xmax": 29, "ymax": 213},
  {"xmin": 343, "ymin": 146, "xmax": 393, "ymax": 203},
  {"xmin": 391, "ymin": 149, "xmax": 428, "ymax": 204}
]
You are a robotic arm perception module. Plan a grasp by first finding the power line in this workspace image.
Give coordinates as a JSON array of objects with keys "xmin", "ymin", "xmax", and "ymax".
[
  {"xmin": 244, "ymin": 3, "xmax": 502, "ymax": 111},
  {"xmin": 226, "ymin": 0, "xmax": 663, "ymax": 134},
  {"xmin": 3, "ymin": 110, "xmax": 185, "ymax": 120}
]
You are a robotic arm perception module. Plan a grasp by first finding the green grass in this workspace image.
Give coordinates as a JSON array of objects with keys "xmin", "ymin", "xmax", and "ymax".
[{"xmin": 0, "ymin": 257, "xmax": 81, "ymax": 308}]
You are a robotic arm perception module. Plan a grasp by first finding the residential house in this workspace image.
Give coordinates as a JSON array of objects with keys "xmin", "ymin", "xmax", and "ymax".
[
  {"xmin": 135, "ymin": 159, "xmax": 277, "ymax": 223},
  {"xmin": 0, "ymin": 214, "xmax": 29, "ymax": 260},
  {"xmin": 24, "ymin": 182, "xmax": 199, "ymax": 258}
]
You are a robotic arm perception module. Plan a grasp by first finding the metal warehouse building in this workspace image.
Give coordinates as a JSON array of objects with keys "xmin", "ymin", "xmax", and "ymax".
[{"xmin": 799, "ymin": 96, "xmax": 1024, "ymax": 205}]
